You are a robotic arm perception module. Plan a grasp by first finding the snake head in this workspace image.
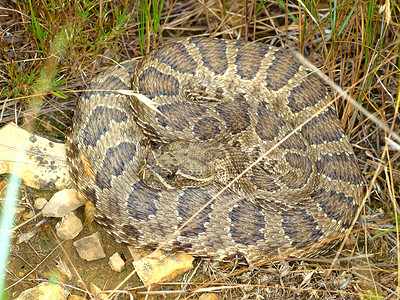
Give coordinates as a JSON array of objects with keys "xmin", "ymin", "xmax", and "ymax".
[{"xmin": 139, "ymin": 142, "xmax": 216, "ymax": 190}]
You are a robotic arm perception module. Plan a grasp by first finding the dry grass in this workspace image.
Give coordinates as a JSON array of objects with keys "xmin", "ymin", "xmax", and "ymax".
[{"xmin": 1, "ymin": 0, "xmax": 399, "ymax": 299}]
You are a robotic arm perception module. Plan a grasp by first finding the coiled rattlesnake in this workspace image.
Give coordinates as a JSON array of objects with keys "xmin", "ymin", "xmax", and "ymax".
[{"xmin": 66, "ymin": 37, "xmax": 363, "ymax": 264}]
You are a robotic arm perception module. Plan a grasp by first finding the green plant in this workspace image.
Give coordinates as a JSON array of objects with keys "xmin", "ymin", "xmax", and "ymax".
[{"xmin": 136, "ymin": 0, "xmax": 164, "ymax": 54}]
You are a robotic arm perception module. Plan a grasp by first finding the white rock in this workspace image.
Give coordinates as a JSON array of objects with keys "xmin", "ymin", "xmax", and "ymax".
[
  {"xmin": 109, "ymin": 252, "xmax": 125, "ymax": 272},
  {"xmin": 73, "ymin": 232, "xmax": 106, "ymax": 261},
  {"xmin": 24, "ymin": 210, "xmax": 35, "ymax": 219},
  {"xmin": 55, "ymin": 212, "xmax": 83, "ymax": 240},
  {"xmin": 199, "ymin": 293, "xmax": 219, "ymax": 300},
  {"xmin": 15, "ymin": 282, "xmax": 68, "ymax": 300},
  {"xmin": 130, "ymin": 248, "xmax": 194, "ymax": 285},
  {"xmin": 42, "ymin": 189, "xmax": 82, "ymax": 217},
  {"xmin": 16, "ymin": 230, "xmax": 36, "ymax": 244},
  {"xmin": 0, "ymin": 123, "xmax": 70, "ymax": 190},
  {"xmin": 34, "ymin": 197, "xmax": 48, "ymax": 210},
  {"xmin": 89, "ymin": 283, "xmax": 108, "ymax": 299}
]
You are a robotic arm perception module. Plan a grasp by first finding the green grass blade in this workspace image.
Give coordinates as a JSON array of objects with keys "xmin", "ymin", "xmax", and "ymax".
[
  {"xmin": 277, "ymin": 0, "xmax": 299, "ymax": 24},
  {"xmin": 0, "ymin": 171, "xmax": 22, "ymax": 300}
]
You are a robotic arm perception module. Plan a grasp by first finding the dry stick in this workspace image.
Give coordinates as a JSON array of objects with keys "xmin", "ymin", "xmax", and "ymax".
[
  {"xmin": 105, "ymin": 268, "xmax": 137, "ymax": 300},
  {"xmin": 48, "ymin": 227, "xmax": 94, "ymax": 300},
  {"xmin": 244, "ymin": 0, "xmax": 249, "ymax": 39},
  {"xmin": 5, "ymin": 242, "xmax": 62, "ymax": 290},
  {"xmin": 385, "ymin": 155, "xmax": 400, "ymax": 291},
  {"xmin": 292, "ymin": 50, "xmax": 400, "ymax": 145},
  {"xmin": 174, "ymin": 260, "xmax": 202, "ymax": 299},
  {"xmin": 128, "ymin": 283, "xmax": 364, "ymax": 297},
  {"xmin": 0, "ymin": 143, "xmax": 66, "ymax": 164},
  {"xmin": 384, "ymin": 84, "xmax": 400, "ymax": 292},
  {"xmin": 11, "ymin": 211, "xmax": 43, "ymax": 232},
  {"xmin": 191, "ymin": 283, "xmax": 363, "ymax": 297}
]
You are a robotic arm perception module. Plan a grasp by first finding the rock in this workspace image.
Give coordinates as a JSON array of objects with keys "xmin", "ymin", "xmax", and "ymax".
[
  {"xmin": 109, "ymin": 252, "xmax": 125, "ymax": 272},
  {"xmin": 73, "ymin": 232, "xmax": 106, "ymax": 261},
  {"xmin": 199, "ymin": 293, "xmax": 219, "ymax": 300},
  {"xmin": 16, "ymin": 230, "xmax": 36, "ymax": 244},
  {"xmin": 89, "ymin": 283, "xmax": 108, "ymax": 299},
  {"xmin": 0, "ymin": 123, "xmax": 70, "ymax": 190},
  {"xmin": 42, "ymin": 189, "xmax": 82, "ymax": 218},
  {"xmin": 55, "ymin": 212, "xmax": 83, "ymax": 240},
  {"xmin": 34, "ymin": 197, "xmax": 48, "ymax": 210},
  {"xmin": 129, "ymin": 247, "xmax": 194, "ymax": 285},
  {"xmin": 23, "ymin": 210, "xmax": 35, "ymax": 220},
  {"xmin": 15, "ymin": 282, "xmax": 68, "ymax": 300}
]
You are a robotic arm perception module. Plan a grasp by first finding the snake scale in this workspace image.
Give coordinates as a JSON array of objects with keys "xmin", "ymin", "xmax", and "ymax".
[{"xmin": 66, "ymin": 37, "xmax": 363, "ymax": 264}]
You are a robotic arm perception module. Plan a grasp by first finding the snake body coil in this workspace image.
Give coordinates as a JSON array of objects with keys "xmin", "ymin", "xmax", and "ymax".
[{"xmin": 66, "ymin": 38, "xmax": 363, "ymax": 264}]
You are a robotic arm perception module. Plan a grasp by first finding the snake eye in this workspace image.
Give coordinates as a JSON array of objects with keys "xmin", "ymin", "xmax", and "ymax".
[{"xmin": 166, "ymin": 173, "xmax": 176, "ymax": 180}]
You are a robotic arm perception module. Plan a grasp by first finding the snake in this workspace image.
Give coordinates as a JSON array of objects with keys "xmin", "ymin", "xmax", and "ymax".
[{"xmin": 65, "ymin": 37, "xmax": 363, "ymax": 265}]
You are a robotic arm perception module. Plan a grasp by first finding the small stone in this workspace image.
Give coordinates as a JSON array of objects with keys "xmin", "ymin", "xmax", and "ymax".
[
  {"xmin": 89, "ymin": 283, "xmax": 108, "ymax": 299},
  {"xmin": 73, "ymin": 232, "xmax": 106, "ymax": 261},
  {"xmin": 16, "ymin": 230, "xmax": 36, "ymax": 244},
  {"xmin": 55, "ymin": 212, "xmax": 83, "ymax": 240},
  {"xmin": 199, "ymin": 293, "xmax": 219, "ymax": 300},
  {"xmin": 130, "ymin": 248, "xmax": 194, "ymax": 285},
  {"xmin": 34, "ymin": 198, "xmax": 48, "ymax": 210},
  {"xmin": 15, "ymin": 282, "xmax": 68, "ymax": 300},
  {"xmin": 23, "ymin": 210, "xmax": 35, "ymax": 220},
  {"xmin": 109, "ymin": 252, "xmax": 125, "ymax": 272},
  {"xmin": 42, "ymin": 189, "xmax": 82, "ymax": 218}
]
